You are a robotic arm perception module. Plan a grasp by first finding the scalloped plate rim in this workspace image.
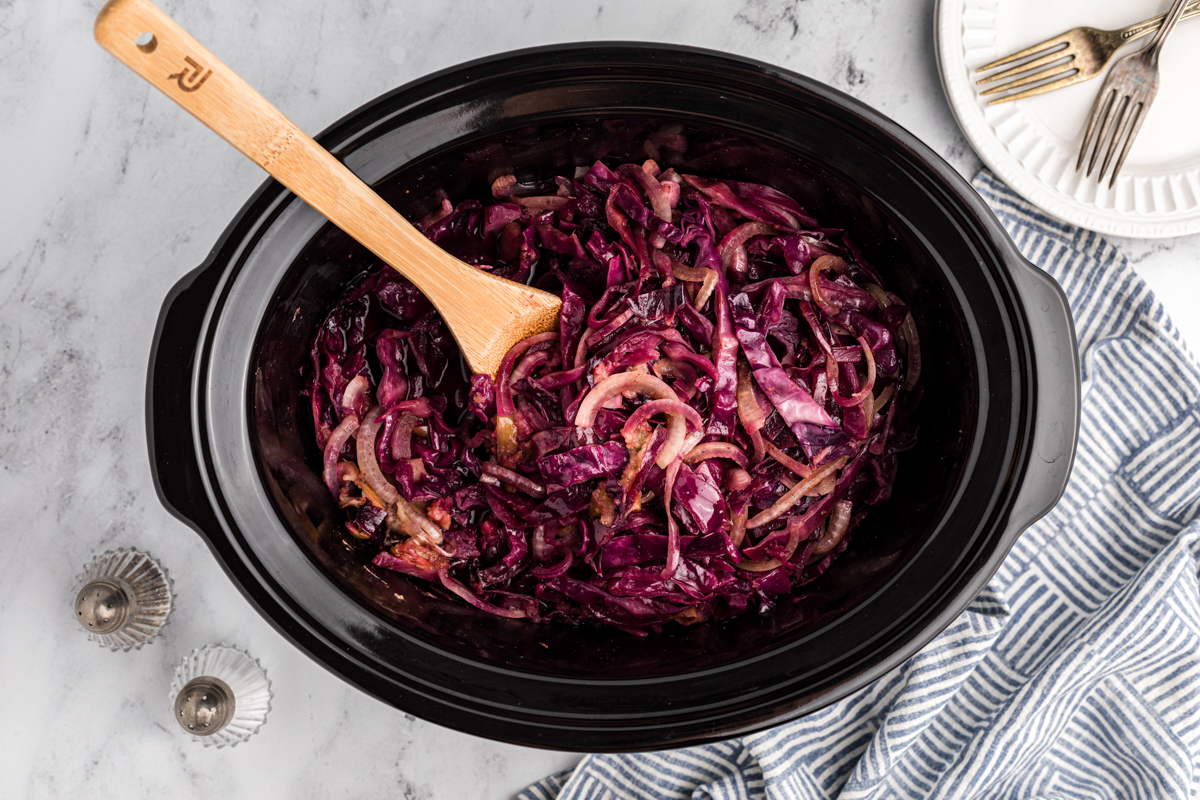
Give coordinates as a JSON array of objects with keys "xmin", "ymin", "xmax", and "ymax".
[{"xmin": 935, "ymin": 0, "xmax": 1200, "ymax": 239}]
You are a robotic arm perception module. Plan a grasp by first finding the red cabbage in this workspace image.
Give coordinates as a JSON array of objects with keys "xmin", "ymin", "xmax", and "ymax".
[
  {"xmin": 307, "ymin": 157, "xmax": 919, "ymax": 633},
  {"xmin": 537, "ymin": 442, "xmax": 629, "ymax": 487}
]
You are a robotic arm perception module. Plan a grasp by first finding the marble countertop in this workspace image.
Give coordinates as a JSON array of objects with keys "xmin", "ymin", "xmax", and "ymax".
[{"xmin": 3, "ymin": 1, "xmax": 1197, "ymax": 797}]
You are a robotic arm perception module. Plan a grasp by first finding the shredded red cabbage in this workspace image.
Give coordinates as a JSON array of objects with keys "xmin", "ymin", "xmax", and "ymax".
[{"xmin": 308, "ymin": 158, "xmax": 919, "ymax": 634}]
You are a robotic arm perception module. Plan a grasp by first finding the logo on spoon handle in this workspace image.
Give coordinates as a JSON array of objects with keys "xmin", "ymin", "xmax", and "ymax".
[{"xmin": 168, "ymin": 56, "xmax": 211, "ymax": 92}]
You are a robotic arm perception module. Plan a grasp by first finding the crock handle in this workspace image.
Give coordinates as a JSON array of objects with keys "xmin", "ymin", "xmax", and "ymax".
[
  {"xmin": 1003, "ymin": 256, "xmax": 1081, "ymax": 540},
  {"xmin": 146, "ymin": 259, "xmax": 224, "ymax": 538}
]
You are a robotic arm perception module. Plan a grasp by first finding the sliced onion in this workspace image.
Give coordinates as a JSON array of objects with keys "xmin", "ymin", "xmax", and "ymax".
[
  {"xmin": 736, "ymin": 361, "xmax": 768, "ymax": 463},
  {"xmin": 765, "ymin": 441, "xmax": 811, "ymax": 480},
  {"xmin": 341, "ymin": 375, "xmax": 371, "ymax": 416},
  {"xmin": 357, "ymin": 407, "xmax": 444, "ymax": 548},
  {"xmin": 419, "ymin": 198, "xmax": 454, "ymax": 228},
  {"xmin": 661, "ymin": 459, "xmax": 683, "ymax": 579},
  {"xmin": 683, "ymin": 442, "xmax": 749, "ymax": 470},
  {"xmin": 391, "ymin": 412, "xmax": 417, "ymax": 460},
  {"xmin": 735, "ymin": 362, "xmax": 766, "ymax": 434},
  {"xmin": 661, "ymin": 178, "xmax": 681, "ymax": 208},
  {"xmin": 652, "ymin": 248, "xmax": 675, "ymax": 285},
  {"xmin": 510, "ymin": 348, "xmax": 553, "ymax": 386},
  {"xmin": 323, "ymin": 414, "xmax": 360, "ymax": 496},
  {"xmin": 681, "ymin": 429, "xmax": 705, "ymax": 455},
  {"xmin": 496, "ymin": 331, "xmax": 559, "ymax": 417},
  {"xmin": 355, "ymin": 411, "xmax": 397, "ymax": 506},
  {"xmin": 746, "ymin": 428, "xmax": 766, "ymax": 466},
  {"xmin": 650, "ymin": 418, "xmax": 690, "ymax": 470},
  {"xmin": 809, "ymin": 255, "xmax": 843, "ymax": 316},
  {"xmin": 730, "ymin": 508, "xmax": 749, "ymax": 548},
  {"xmin": 573, "ymin": 326, "xmax": 593, "ymax": 373},
  {"xmin": 865, "ymin": 282, "xmax": 920, "ymax": 390},
  {"xmin": 832, "ymin": 336, "xmax": 877, "ymax": 407},
  {"xmin": 779, "ymin": 516, "xmax": 807, "ymax": 561},
  {"xmin": 873, "ymin": 383, "xmax": 896, "ymax": 411},
  {"xmin": 605, "ymin": 186, "xmax": 636, "ymax": 250},
  {"xmin": 619, "ymin": 163, "xmax": 672, "ymax": 222},
  {"xmin": 862, "ymin": 283, "xmax": 891, "ymax": 309},
  {"xmin": 392, "ymin": 497, "xmax": 448, "ymax": 553},
  {"xmin": 812, "ymin": 500, "xmax": 853, "ymax": 558},
  {"xmin": 438, "ymin": 569, "xmax": 526, "ymax": 618},
  {"xmin": 725, "ymin": 468, "xmax": 753, "ymax": 493},
  {"xmin": 747, "ymin": 456, "xmax": 848, "ymax": 529},
  {"xmin": 623, "ymin": 398, "xmax": 703, "ymax": 433},
  {"xmin": 530, "ymin": 524, "xmax": 556, "ymax": 561},
  {"xmin": 728, "ymin": 246, "xmax": 749, "ymax": 275},
  {"xmin": 575, "ymin": 372, "xmax": 680, "ymax": 427},
  {"xmin": 719, "ymin": 222, "xmax": 777, "ymax": 270},
  {"xmin": 871, "ymin": 393, "xmax": 899, "ymax": 456},
  {"xmin": 516, "ymin": 195, "xmax": 570, "ymax": 210},
  {"xmin": 621, "ymin": 399, "xmax": 699, "ymax": 469},
  {"xmin": 693, "ymin": 269, "xmax": 719, "ymax": 311},
  {"xmin": 671, "ymin": 260, "xmax": 714, "ymax": 283},
  {"xmin": 491, "ymin": 174, "xmax": 518, "ymax": 197},
  {"xmin": 482, "ymin": 461, "xmax": 547, "ymax": 498},
  {"xmin": 737, "ymin": 557, "xmax": 782, "ymax": 572}
]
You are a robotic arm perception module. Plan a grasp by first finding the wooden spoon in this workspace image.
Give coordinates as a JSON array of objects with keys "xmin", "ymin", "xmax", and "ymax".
[{"xmin": 95, "ymin": 0, "xmax": 561, "ymax": 376}]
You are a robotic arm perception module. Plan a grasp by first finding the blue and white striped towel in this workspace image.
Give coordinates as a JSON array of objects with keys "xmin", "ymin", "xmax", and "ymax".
[{"xmin": 519, "ymin": 171, "xmax": 1200, "ymax": 800}]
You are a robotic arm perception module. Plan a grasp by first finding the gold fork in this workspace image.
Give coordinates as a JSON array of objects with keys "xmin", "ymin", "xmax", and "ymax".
[{"xmin": 975, "ymin": 0, "xmax": 1200, "ymax": 105}]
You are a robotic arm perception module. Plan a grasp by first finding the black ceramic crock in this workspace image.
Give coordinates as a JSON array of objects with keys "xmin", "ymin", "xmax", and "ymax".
[{"xmin": 147, "ymin": 44, "xmax": 1080, "ymax": 751}]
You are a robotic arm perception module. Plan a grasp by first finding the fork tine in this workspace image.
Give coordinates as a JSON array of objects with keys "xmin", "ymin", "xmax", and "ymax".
[
  {"xmin": 1099, "ymin": 95, "xmax": 1128, "ymax": 181},
  {"xmin": 1078, "ymin": 89, "xmax": 1115, "ymax": 173},
  {"xmin": 1108, "ymin": 102, "xmax": 1147, "ymax": 189},
  {"xmin": 979, "ymin": 63, "xmax": 1079, "ymax": 96},
  {"xmin": 1104, "ymin": 101, "xmax": 1144, "ymax": 188},
  {"xmin": 1090, "ymin": 94, "xmax": 1129, "ymax": 177},
  {"xmin": 987, "ymin": 72, "xmax": 1087, "ymax": 105},
  {"xmin": 976, "ymin": 47, "xmax": 1072, "ymax": 85},
  {"xmin": 975, "ymin": 33, "xmax": 1072, "ymax": 73}
]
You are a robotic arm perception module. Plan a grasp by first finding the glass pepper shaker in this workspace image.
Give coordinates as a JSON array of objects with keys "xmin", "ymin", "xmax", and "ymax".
[
  {"xmin": 73, "ymin": 549, "xmax": 173, "ymax": 651},
  {"xmin": 169, "ymin": 644, "xmax": 271, "ymax": 747}
]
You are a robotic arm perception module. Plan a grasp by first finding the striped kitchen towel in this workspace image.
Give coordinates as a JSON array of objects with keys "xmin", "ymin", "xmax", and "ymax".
[{"xmin": 518, "ymin": 171, "xmax": 1200, "ymax": 800}]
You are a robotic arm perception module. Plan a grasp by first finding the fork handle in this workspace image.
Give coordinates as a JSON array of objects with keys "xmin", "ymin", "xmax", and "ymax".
[{"xmin": 1121, "ymin": 0, "xmax": 1200, "ymax": 43}]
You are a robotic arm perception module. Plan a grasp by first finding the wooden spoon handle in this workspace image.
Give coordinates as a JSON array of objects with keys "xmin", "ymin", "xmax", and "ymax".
[{"xmin": 94, "ymin": 0, "xmax": 558, "ymax": 375}]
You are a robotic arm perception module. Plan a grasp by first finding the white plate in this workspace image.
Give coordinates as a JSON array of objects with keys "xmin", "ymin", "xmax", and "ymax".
[{"xmin": 936, "ymin": 0, "xmax": 1200, "ymax": 238}]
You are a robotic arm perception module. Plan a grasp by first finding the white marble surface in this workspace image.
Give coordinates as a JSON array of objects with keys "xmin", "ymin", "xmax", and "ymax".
[{"xmin": 2, "ymin": 1, "xmax": 1197, "ymax": 798}]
